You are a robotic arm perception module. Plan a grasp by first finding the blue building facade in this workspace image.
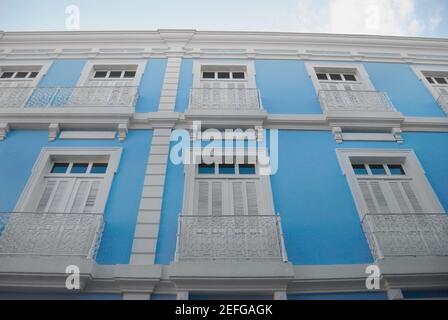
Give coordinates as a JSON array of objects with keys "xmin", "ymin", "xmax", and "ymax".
[{"xmin": 0, "ymin": 30, "xmax": 447, "ymax": 300}]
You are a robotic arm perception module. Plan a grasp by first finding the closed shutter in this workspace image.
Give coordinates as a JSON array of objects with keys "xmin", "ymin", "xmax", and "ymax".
[
  {"xmin": 69, "ymin": 180, "xmax": 101, "ymax": 213},
  {"xmin": 196, "ymin": 180, "xmax": 224, "ymax": 216},
  {"xmin": 196, "ymin": 179, "xmax": 260, "ymax": 216},
  {"xmin": 35, "ymin": 179, "xmax": 73, "ymax": 213},
  {"xmin": 357, "ymin": 179, "xmax": 424, "ymax": 214}
]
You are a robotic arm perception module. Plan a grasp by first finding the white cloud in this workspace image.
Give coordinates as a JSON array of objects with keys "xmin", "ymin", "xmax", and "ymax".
[{"xmin": 294, "ymin": 0, "xmax": 438, "ymax": 36}]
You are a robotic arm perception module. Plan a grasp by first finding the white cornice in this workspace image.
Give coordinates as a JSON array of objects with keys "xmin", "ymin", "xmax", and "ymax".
[{"xmin": 0, "ymin": 29, "xmax": 447, "ymax": 64}]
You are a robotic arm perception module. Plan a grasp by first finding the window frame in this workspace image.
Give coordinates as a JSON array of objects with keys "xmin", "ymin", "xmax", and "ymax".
[
  {"xmin": 0, "ymin": 61, "xmax": 52, "ymax": 86},
  {"xmin": 305, "ymin": 62, "xmax": 376, "ymax": 93},
  {"xmin": 411, "ymin": 65, "xmax": 448, "ymax": 104},
  {"xmin": 76, "ymin": 60, "xmax": 147, "ymax": 86},
  {"xmin": 14, "ymin": 147, "xmax": 122, "ymax": 214},
  {"xmin": 192, "ymin": 60, "xmax": 256, "ymax": 88},
  {"xmin": 336, "ymin": 148, "xmax": 445, "ymax": 218},
  {"xmin": 181, "ymin": 147, "xmax": 275, "ymax": 216}
]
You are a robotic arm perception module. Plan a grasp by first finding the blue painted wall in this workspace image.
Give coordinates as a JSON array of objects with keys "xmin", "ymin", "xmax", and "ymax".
[
  {"xmin": 38, "ymin": 60, "xmax": 86, "ymax": 87},
  {"xmin": 0, "ymin": 130, "xmax": 152, "ymax": 264},
  {"xmin": 155, "ymin": 130, "xmax": 448, "ymax": 266},
  {"xmin": 364, "ymin": 62, "xmax": 446, "ymax": 117},
  {"xmin": 154, "ymin": 141, "xmax": 185, "ymax": 265},
  {"xmin": 135, "ymin": 58, "xmax": 167, "ymax": 113},
  {"xmin": 288, "ymin": 292, "xmax": 387, "ymax": 300},
  {"xmin": 255, "ymin": 60, "xmax": 322, "ymax": 114},
  {"xmin": 272, "ymin": 131, "xmax": 448, "ymax": 265},
  {"xmin": 174, "ymin": 58, "xmax": 193, "ymax": 113}
]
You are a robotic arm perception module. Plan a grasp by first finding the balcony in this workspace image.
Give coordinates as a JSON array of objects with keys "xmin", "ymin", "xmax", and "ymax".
[
  {"xmin": 362, "ymin": 213, "xmax": 448, "ymax": 260},
  {"xmin": 318, "ymin": 90, "xmax": 397, "ymax": 114},
  {"xmin": 437, "ymin": 94, "xmax": 448, "ymax": 114},
  {"xmin": 175, "ymin": 215, "xmax": 287, "ymax": 261},
  {"xmin": 0, "ymin": 212, "xmax": 104, "ymax": 259},
  {"xmin": 189, "ymin": 88, "xmax": 262, "ymax": 111},
  {"xmin": 0, "ymin": 86, "xmax": 138, "ymax": 109}
]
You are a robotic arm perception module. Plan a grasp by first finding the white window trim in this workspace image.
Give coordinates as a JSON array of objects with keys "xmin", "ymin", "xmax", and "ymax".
[
  {"xmin": 411, "ymin": 65, "xmax": 448, "ymax": 102},
  {"xmin": 76, "ymin": 60, "xmax": 147, "ymax": 86},
  {"xmin": 14, "ymin": 147, "xmax": 122, "ymax": 213},
  {"xmin": 181, "ymin": 147, "xmax": 275, "ymax": 216},
  {"xmin": 305, "ymin": 62, "xmax": 376, "ymax": 93},
  {"xmin": 0, "ymin": 60, "xmax": 52, "ymax": 87},
  {"xmin": 192, "ymin": 59, "xmax": 256, "ymax": 88},
  {"xmin": 336, "ymin": 148, "xmax": 445, "ymax": 217}
]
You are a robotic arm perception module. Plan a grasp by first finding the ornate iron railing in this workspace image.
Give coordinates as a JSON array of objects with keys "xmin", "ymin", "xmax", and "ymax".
[
  {"xmin": 437, "ymin": 94, "xmax": 448, "ymax": 114},
  {"xmin": 0, "ymin": 212, "xmax": 104, "ymax": 259},
  {"xmin": 175, "ymin": 215, "xmax": 287, "ymax": 261},
  {"xmin": 318, "ymin": 90, "xmax": 396, "ymax": 112},
  {"xmin": 362, "ymin": 213, "xmax": 448, "ymax": 260},
  {"xmin": 189, "ymin": 88, "xmax": 262, "ymax": 111},
  {"xmin": 0, "ymin": 86, "xmax": 138, "ymax": 108}
]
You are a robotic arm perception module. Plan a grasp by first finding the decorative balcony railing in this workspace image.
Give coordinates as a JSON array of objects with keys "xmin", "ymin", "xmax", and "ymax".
[
  {"xmin": 437, "ymin": 94, "xmax": 448, "ymax": 114},
  {"xmin": 0, "ymin": 212, "xmax": 104, "ymax": 259},
  {"xmin": 189, "ymin": 88, "xmax": 262, "ymax": 111},
  {"xmin": 0, "ymin": 86, "xmax": 138, "ymax": 109},
  {"xmin": 175, "ymin": 215, "xmax": 287, "ymax": 261},
  {"xmin": 362, "ymin": 213, "xmax": 448, "ymax": 260},
  {"xmin": 318, "ymin": 90, "xmax": 397, "ymax": 113}
]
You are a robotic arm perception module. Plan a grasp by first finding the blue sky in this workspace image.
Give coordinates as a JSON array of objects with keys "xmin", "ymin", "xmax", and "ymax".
[{"xmin": 0, "ymin": 0, "xmax": 446, "ymax": 37}]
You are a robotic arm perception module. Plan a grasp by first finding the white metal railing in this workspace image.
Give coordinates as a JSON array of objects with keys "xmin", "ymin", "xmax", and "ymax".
[
  {"xmin": 362, "ymin": 213, "xmax": 448, "ymax": 260},
  {"xmin": 0, "ymin": 86, "xmax": 138, "ymax": 108},
  {"xmin": 189, "ymin": 88, "xmax": 262, "ymax": 111},
  {"xmin": 175, "ymin": 215, "xmax": 287, "ymax": 261},
  {"xmin": 0, "ymin": 212, "xmax": 104, "ymax": 259},
  {"xmin": 437, "ymin": 94, "xmax": 448, "ymax": 114},
  {"xmin": 318, "ymin": 90, "xmax": 396, "ymax": 113}
]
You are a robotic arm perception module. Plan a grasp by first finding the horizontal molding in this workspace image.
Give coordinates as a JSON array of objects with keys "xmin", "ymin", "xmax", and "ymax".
[
  {"xmin": 0, "ymin": 257, "xmax": 447, "ymax": 296},
  {"xmin": 1, "ymin": 29, "xmax": 448, "ymax": 65},
  {"xmin": 59, "ymin": 131, "xmax": 116, "ymax": 139}
]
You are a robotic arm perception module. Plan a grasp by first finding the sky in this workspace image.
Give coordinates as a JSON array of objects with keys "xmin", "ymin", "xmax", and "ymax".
[{"xmin": 0, "ymin": 0, "xmax": 447, "ymax": 38}]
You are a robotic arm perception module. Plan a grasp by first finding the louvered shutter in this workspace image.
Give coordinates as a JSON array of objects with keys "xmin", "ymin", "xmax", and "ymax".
[
  {"xmin": 196, "ymin": 180, "xmax": 224, "ymax": 216},
  {"xmin": 230, "ymin": 180, "xmax": 259, "ymax": 216},
  {"xmin": 358, "ymin": 179, "xmax": 424, "ymax": 214},
  {"xmin": 69, "ymin": 180, "xmax": 101, "ymax": 213},
  {"xmin": 35, "ymin": 179, "xmax": 72, "ymax": 213}
]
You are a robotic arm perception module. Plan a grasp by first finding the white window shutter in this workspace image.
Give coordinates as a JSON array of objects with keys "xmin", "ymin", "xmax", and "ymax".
[
  {"xmin": 197, "ymin": 181, "xmax": 210, "ymax": 216},
  {"xmin": 358, "ymin": 180, "xmax": 391, "ymax": 214},
  {"xmin": 211, "ymin": 181, "xmax": 223, "ymax": 216},
  {"xmin": 83, "ymin": 181, "xmax": 100, "ymax": 213},
  {"xmin": 36, "ymin": 180, "xmax": 57, "ymax": 212},
  {"xmin": 70, "ymin": 180, "xmax": 90, "ymax": 213},
  {"xmin": 47, "ymin": 180, "xmax": 70, "ymax": 212},
  {"xmin": 245, "ymin": 181, "xmax": 259, "ymax": 215},
  {"xmin": 401, "ymin": 181, "xmax": 424, "ymax": 213},
  {"xmin": 232, "ymin": 181, "xmax": 245, "ymax": 215}
]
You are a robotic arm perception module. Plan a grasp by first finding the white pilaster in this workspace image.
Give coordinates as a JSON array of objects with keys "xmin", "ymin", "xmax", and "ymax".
[
  {"xmin": 158, "ymin": 56, "xmax": 183, "ymax": 112},
  {"xmin": 130, "ymin": 127, "xmax": 172, "ymax": 264}
]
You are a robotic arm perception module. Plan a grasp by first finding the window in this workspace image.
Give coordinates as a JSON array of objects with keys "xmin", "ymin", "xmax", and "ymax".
[
  {"xmin": 352, "ymin": 163, "xmax": 405, "ymax": 176},
  {"xmin": 15, "ymin": 148, "xmax": 121, "ymax": 215},
  {"xmin": 0, "ymin": 70, "xmax": 40, "ymax": 80},
  {"xmin": 201, "ymin": 71, "xmax": 246, "ymax": 80},
  {"xmin": 51, "ymin": 161, "xmax": 108, "ymax": 175},
  {"xmin": 337, "ymin": 149, "xmax": 444, "ymax": 215},
  {"xmin": 416, "ymin": 69, "xmax": 448, "ymax": 98},
  {"xmin": 92, "ymin": 69, "xmax": 136, "ymax": 80},
  {"xmin": 197, "ymin": 161, "xmax": 256, "ymax": 175},
  {"xmin": 316, "ymin": 71, "xmax": 358, "ymax": 83}
]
